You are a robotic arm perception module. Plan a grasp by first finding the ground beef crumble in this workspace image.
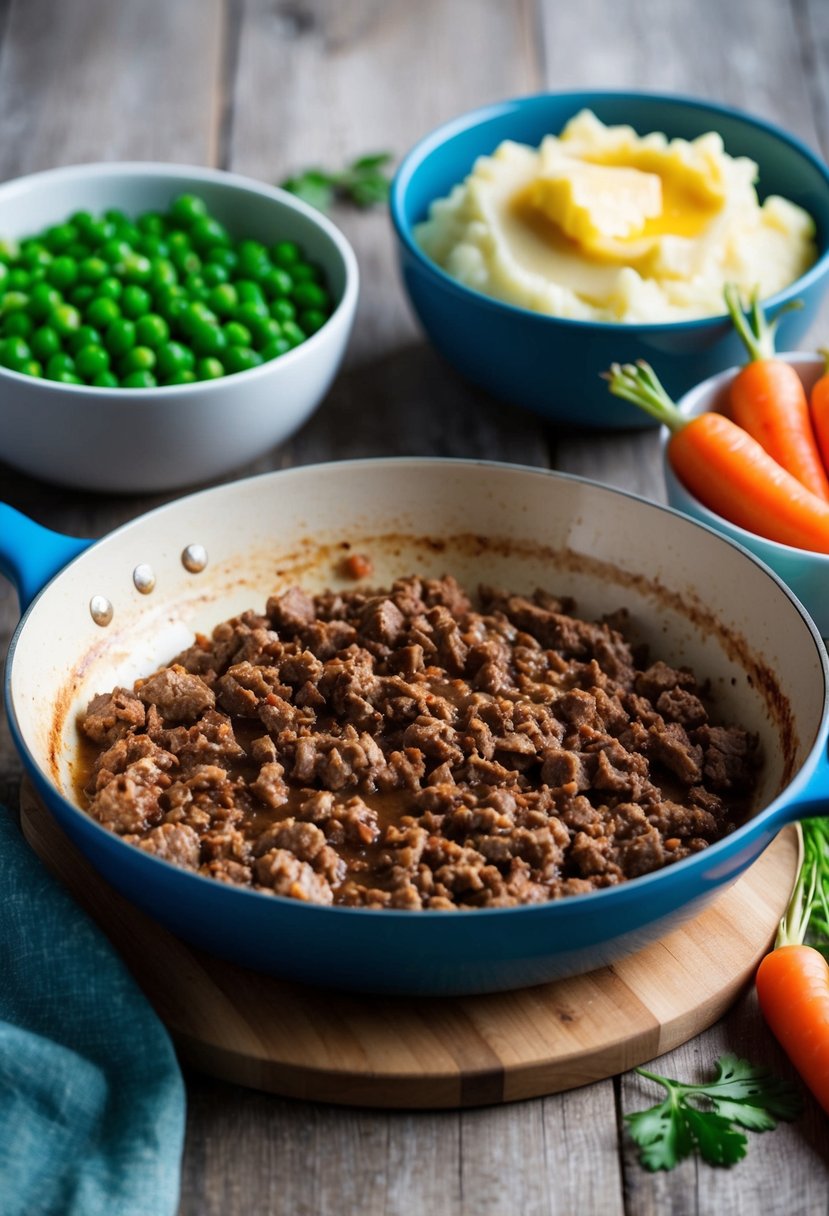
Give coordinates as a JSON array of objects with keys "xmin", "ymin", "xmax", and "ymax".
[{"xmin": 78, "ymin": 577, "xmax": 761, "ymax": 910}]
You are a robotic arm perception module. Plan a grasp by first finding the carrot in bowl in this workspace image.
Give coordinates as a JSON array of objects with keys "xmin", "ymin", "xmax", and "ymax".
[
  {"xmin": 756, "ymin": 819, "xmax": 829, "ymax": 1115},
  {"xmin": 724, "ymin": 284, "xmax": 829, "ymax": 502},
  {"xmin": 605, "ymin": 360, "xmax": 829, "ymax": 553},
  {"xmin": 809, "ymin": 349, "xmax": 829, "ymax": 474}
]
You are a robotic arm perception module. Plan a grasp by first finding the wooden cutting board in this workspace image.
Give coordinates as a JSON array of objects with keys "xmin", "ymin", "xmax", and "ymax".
[{"xmin": 19, "ymin": 781, "xmax": 798, "ymax": 1109}]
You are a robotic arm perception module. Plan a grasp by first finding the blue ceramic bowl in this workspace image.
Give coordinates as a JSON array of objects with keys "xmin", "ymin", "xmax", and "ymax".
[
  {"xmin": 663, "ymin": 352, "xmax": 829, "ymax": 636},
  {"xmin": 391, "ymin": 91, "xmax": 829, "ymax": 429}
]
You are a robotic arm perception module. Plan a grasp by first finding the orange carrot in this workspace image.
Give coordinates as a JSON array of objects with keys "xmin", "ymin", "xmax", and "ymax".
[
  {"xmin": 755, "ymin": 819, "xmax": 829, "ymax": 1115},
  {"xmin": 810, "ymin": 349, "xmax": 829, "ymax": 474},
  {"xmin": 605, "ymin": 361, "xmax": 829, "ymax": 553},
  {"xmin": 724, "ymin": 285, "xmax": 829, "ymax": 502},
  {"xmin": 756, "ymin": 946, "xmax": 829, "ymax": 1115}
]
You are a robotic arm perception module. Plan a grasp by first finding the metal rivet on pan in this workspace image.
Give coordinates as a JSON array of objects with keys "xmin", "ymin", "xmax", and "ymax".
[
  {"xmin": 181, "ymin": 544, "xmax": 208, "ymax": 573},
  {"xmin": 89, "ymin": 595, "xmax": 113, "ymax": 627},
  {"xmin": 132, "ymin": 563, "xmax": 156, "ymax": 594}
]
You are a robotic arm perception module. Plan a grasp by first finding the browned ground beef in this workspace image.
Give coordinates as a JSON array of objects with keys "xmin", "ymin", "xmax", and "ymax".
[{"xmin": 78, "ymin": 576, "xmax": 761, "ymax": 909}]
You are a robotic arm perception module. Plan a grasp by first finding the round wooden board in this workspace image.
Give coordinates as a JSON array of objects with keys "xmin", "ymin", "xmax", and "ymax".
[{"xmin": 19, "ymin": 781, "xmax": 798, "ymax": 1109}]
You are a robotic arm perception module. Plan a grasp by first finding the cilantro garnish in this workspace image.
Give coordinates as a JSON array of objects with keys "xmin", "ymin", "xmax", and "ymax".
[
  {"xmin": 626, "ymin": 1054, "xmax": 802, "ymax": 1170},
  {"xmin": 280, "ymin": 153, "xmax": 393, "ymax": 212}
]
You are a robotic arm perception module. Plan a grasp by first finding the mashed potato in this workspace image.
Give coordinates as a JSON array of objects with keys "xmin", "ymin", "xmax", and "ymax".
[{"xmin": 414, "ymin": 110, "xmax": 817, "ymax": 323}]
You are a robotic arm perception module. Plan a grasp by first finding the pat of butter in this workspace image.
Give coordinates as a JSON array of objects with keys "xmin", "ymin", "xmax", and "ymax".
[{"xmin": 530, "ymin": 162, "xmax": 663, "ymax": 243}]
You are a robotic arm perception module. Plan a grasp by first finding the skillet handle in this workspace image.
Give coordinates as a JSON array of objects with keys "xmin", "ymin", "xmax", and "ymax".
[
  {"xmin": 779, "ymin": 738, "xmax": 829, "ymax": 821},
  {"xmin": 0, "ymin": 503, "xmax": 91, "ymax": 611}
]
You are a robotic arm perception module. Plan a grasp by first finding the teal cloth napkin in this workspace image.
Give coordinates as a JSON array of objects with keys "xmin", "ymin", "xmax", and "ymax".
[{"xmin": 0, "ymin": 806, "xmax": 185, "ymax": 1216}]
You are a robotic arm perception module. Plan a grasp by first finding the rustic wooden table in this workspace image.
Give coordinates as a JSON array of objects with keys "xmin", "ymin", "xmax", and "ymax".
[{"xmin": 1, "ymin": 1, "xmax": 828, "ymax": 1212}]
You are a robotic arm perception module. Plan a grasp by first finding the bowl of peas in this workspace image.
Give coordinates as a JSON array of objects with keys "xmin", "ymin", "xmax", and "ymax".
[{"xmin": 0, "ymin": 162, "xmax": 358, "ymax": 491}]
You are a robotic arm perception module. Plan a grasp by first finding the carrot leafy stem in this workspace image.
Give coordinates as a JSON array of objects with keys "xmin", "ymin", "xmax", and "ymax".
[
  {"xmin": 603, "ymin": 360, "xmax": 684, "ymax": 430},
  {"xmin": 724, "ymin": 283, "xmax": 804, "ymax": 363},
  {"xmin": 627, "ymin": 1054, "xmax": 802, "ymax": 1170},
  {"xmin": 776, "ymin": 819, "xmax": 829, "ymax": 951}
]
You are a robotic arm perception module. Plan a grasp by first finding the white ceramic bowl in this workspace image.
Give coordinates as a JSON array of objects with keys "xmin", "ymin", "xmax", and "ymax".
[
  {"xmin": 662, "ymin": 352, "xmax": 829, "ymax": 635},
  {"xmin": 0, "ymin": 163, "xmax": 359, "ymax": 493}
]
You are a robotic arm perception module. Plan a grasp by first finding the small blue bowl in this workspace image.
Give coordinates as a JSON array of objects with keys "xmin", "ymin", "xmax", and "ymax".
[{"xmin": 391, "ymin": 91, "xmax": 829, "ymax": 429}]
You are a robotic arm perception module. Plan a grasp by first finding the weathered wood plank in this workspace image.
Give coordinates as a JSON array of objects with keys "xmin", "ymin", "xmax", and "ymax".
[{"xmin": 620, "ymin": 988, "xmax": 829, "ymax": 1216}]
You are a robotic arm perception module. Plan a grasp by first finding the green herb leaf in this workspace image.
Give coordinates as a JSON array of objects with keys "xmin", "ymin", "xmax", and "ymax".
[
  {"xmin": 626, "ymin": 1056, "xmax": 801, "ymax": 1172},
  {"xmin": 280, "ymin": 152, "xmax": 394, "ymax": 212}
]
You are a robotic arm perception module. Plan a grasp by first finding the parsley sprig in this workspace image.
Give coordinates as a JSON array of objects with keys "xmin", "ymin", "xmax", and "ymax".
[
  {"xmin": 626, "ymin": 1053, "xmax": 802, "ymax": 1170},
  {"xmin": 280, "ymin": 153, "xmax": 393, "ymax": 212}
]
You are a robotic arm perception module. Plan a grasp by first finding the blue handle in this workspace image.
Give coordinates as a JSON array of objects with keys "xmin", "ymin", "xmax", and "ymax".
[
  {"xmin": 0, "ymin": 503, "xmax": 92, "ymax": 611},
  {"xmin": 779, "ymin": 736, "xmax": 829, "ymax": 821}
]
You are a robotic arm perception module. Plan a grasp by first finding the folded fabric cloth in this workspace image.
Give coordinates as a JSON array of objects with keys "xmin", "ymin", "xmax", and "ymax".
[{"xmin": 0, "ymin": 806, "xmax": 185, "ymax": 1216}]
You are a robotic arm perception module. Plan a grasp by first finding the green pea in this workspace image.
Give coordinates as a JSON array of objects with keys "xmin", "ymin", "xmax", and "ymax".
[
  {"xmin": 271, "ymin": 240, "xmax": 301, "ymax": 267},
  {"xmin": 170, "ymin": 245, "xmax": 201, "ymax": 276},
  {"xmin": 262, "ymin": 267, "xmax": 293, "ymax": 299},
  {"xmin": 43, "ymin": 223, "xmax": 77, "ymax": 252},
  {"xmin": 123, "ymin": 253, "xmax": 152, "ymax": 284},
  {"xmin": 30, "ymin": 326, "xmax": 61, "ymax": 361},
  {"xmin": 0, "ymin": 263, "xmax": 8, "ymax": 289},
  {"xmin": 234, "ymin": 301, "xmax": 269, "ymax": 330},
  {"xmin": 236, "ymin": 240, "xmax": 271, "ymax": 279},
  {"xmin": 269, "ymin": 298, "xmax": 296, "ymax": 323},
  {"xmin": 137, "ymin": 234, "xmax": 169, "ymax": 259},
  {"xmin": 92, "ymin": 370, "xmax": 119, "ymax": 388},
  {"xmin": 20, "ymin": 237, "xmax": 52, "ymax": 266},
  {"xmin": 18, "ymin": 359, "xmax": 42, "ymax": 378},
  {"xmin": 65, "ymin": 242, "xmax": 92, "ymax": 262},
  {"xmin": 299, "ymin": 308, "xmax": 327, "ymax": 335},
  {"xmin": 206, "ymin": 246, "xmax": 237, "ymax": 272},
  {"xmin": 183, "ymin": 273, "xmax": 209, "ymax": 301},
  {"xmin": 190, "ymin": 321, "xmax": 226, "ymax": 357},
  {"xmin": 2, "ymin": 291, "xmax": 30, "ymax": 315},
  {"xmin": 84, "ymin": 218, "xmax": 113, "ymax": 245},
  {"xmin": 68, "ymin": 325, "xmax": 102, "ymax": 354},
  {"xmin": 104, "ymin": 208, "xmax": 129, "ymax": 228},
  {"xmin": 179, "ymin": 302, "xmax": 218, "ymax": 334},
  {"xmin": 75, "ymin": 344, "xmax": 111, "ymax": 379},
  {"xmin": 222, "ymin": 321, "xmax": 251, "ymax": 348},
  {"xmin": 281, "ymin": 321, "xmax": 306, "ymax": 347},
  {"xmin": 291, "ymin": 262, "xmax": 322, "ymax": 285},
  {"xmin": 223, "ymin": 345, "xmax": 262, "ymax": 375},
  {"xmin": 190, "ymin": 217, "xmax": 230, "ymax": 250},
  {"xmin": 77, "ymin": 255, "xmax": 108, "ymax": 284},
  {"xmin": 45, "ymin": 352, "xmax": 76, "ymax": 379},
  {"xmin": 69, "ymin": 210, "xmax": 94, "ymax": 232},
  {"xmin": 56, "ymin": 371, "xmax": 83, "ymax": 384},
  {"xmin": 249, "ymin": 317, "xmax": 282, "ymax": 349},
  {"xmin": 292, "ymin": 281, "xmax": 329, "ymax": 310},
  {"xmin": 156, "ymin": 340, "xmax": 195, "ymax": 378},
  {"xmin": 47, "ymin": 256, "xmax": 79, "ymax": 289},
  {"xmin": 234, "ymin": 280, "xmax": 265, "ymax": 304},
  {"xmin": 207, "ymin": 283, "xmax": 238, "ymax": 316},
  {"xmin": 7, "ymin": 269, "xmax": 30, "ymax": 291},
  {"xmin": 164, "ymin": 369, "xmax": 197, "ymax": 385},
  {"xmin": 201, "ymin": 261, "xmax": 228, "ymax": 287},
  {"xmin": 134, "ymin": 314, "xmax": 169, "ymax": 348},
  {"xmin": 105, "ymin": 318, "xmax": 137, "ymax": 356},
  {"xmin": 86, "ymin": 296, "xmax": 121, "ymax": 329},
  {"xmin": 137, "ymin": 211, "xmax": 166, "ymax": 236},
  {"xmin": 0, "ymin": 242, "xmax": 14, "ymax": 263},
  {"xmin": 120, "ymin": 285, "xmax": 151, "ymax": 318},
  {"xmin": 170, "ymin": 194, "xmax": 208, "ymax": 226},
  {"xmin": 0, "ymin": 336, "xmax": 31, "ymax": 368},
  {"xmin": 69, "ymin": 284, "xmax": 95, "ymax": 308},
  {"xmin": 196, "ymin": 356, "xmax": 224, "ymax": 380},
  {"xmin": 50, "ymin": 304, "xmax": 81, "ymax": 336},
  {"xmin": 101, "ymin": 238, "xmax": 132, "ymax": 267},
  {"xmin": 120, "ymin": 345, "xmax": 156, "ymax": 374},
  {"xmin": 166, "ymin": 230, "xmax": 191, "ymax": 253},
  {"xmin": 116, "ymin": 222, "xmax": 142, "ymax": 248},
  {"xmin": 2, "ymin": 312, "xmax": 32, "ymax": 338},
  {"xmin": 149, "ymin": 258, "xmax": 177, "ymax": 289},
  {"xmin": 120, "ymin": 370, "xmax": 157, "ymax": 388},
  {"xmin": 97, "ymin": 276, "xmax": 123, "ymax": 300},
  {"xmin": 260, "ymin": 337, "xmax": 292, "ymax": 361}
]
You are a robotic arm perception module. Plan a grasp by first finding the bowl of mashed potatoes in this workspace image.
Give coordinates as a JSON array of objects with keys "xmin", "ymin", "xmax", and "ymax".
[{"xmin": 391, "ymin": 92, "xmax": 829, "ymax": 427}]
